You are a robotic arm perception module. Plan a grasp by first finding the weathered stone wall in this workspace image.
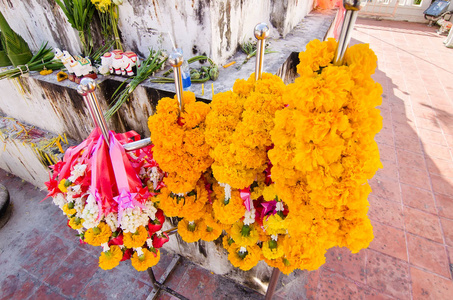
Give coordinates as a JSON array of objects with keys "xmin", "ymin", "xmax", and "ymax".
[{"xmin": 0, "ymin": 0, "xmax": 314, "ymax": 64}]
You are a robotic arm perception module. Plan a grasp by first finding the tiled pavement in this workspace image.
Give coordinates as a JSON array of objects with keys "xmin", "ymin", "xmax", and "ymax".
[{"xmin": 1, "ymin": 17, "xmax": 453, "ymax": 299}]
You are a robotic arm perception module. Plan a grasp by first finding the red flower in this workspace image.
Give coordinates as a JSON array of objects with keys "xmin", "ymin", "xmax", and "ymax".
[
  {"xmin": 148, "ymin": 209, "xmax": 165, "ymax": 235},
  {"xmin": 121, "ymin": 249, "xmax": 133, "ymax": 261},
  {"xmin": 152, "ymin": 232, "xmax": 169, "ymax": 248},
  {"xmin": 108, "ymin": 233, "xmax": 124, "ymax": 247}
]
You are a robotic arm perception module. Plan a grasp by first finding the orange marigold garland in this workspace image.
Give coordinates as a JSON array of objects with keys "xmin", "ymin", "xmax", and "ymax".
[{"xmin": 148, "ymin": 91, "xmax": 212, "ymax": 194}]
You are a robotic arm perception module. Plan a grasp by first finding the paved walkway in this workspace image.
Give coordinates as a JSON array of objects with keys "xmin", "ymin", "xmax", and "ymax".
[{"xmin": 1, "ymin": 18, "xmax": 453, "ymax": 300}]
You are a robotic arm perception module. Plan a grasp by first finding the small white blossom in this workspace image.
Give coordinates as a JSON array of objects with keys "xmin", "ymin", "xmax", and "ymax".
[
  {"xmin": 243, "ymin": 207, "xmax": 256, "ymax": 225},
  {"xmin": 68, "ymin": 164, "xmax": 87, "ymax": 182},
  {"xmin": 53, "ymin": 193, "xmax": 66, "ymax": 210},
  {"xmin": 135, "ymin": 247, "xmax": 144, "ymax": 256},
  {"xmin": 101, "ymin": 242, "xmax": 110, "ymax": 252},
  {"xmin": 105, "ymin": 212, "xmax": 119, "ymax": 232},
  {"xmin": 271, "ymin": 235, "xmax": 278, "ymax": 241},
  {"xmin": 143, "ymin": 201, "xmax": 157, "ymax": 220},
  {"xmin": 81, "ymin": 193, "xmax": 101, "ymax": 229},
  {"xmin": 146, "ymin": 238, "xmax": 153, "ymax": 248},
  {"xmin": 239, "ymin": 246, "xmax": 247, "ymax": 253},
  {"xmin": 276, "ymin": 202, "xmax": 284, "ymax": 211},
  {"xmin": 219, "ymin": 183, "xmax": 231, "ymax": 201},
  {"xmin": 121, "ymin": 206, "xmax": 149, "ymax": 233}
]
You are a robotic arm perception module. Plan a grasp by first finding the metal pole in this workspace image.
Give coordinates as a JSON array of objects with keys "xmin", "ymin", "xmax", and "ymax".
[
  {"xmin": 254, "ymin": 23, "xmax": 270, "ymax": 81},
  {"xmin": 264, "ymin": 268, "xmax": 281, "ymax": 300},
  {"xmin": 333, "ymin": 0, "xmax": 366, "ymax": 66},
  {"xmin": 77, "ymin": 78, "xmax": 110, "ymax": 143},
  {"xmin": 168, "ymin": 52, "xmax": 184, "ymax": 114},
  {"xmin": 123, "ymin": 137, "xmax": 152, "ymax": 152}
]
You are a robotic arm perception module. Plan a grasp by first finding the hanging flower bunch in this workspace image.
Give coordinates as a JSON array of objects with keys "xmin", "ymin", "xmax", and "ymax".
[
  {"xmin": 45, "ymin": 129, "xmax": 169, "ymax": 271},
  {"xmin": 204, "ymin": 72, "xmax": 286, "ymax": 189},
  {"xmin": 148, "ymin": 91, "xmax": 213, "ymax": 194},
  {"xmin": 267, "ymin": 38, "xmax": 383, "ymax": 272}
]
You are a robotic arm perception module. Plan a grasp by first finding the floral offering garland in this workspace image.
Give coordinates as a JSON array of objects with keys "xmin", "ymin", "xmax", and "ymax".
[
  {"xmin": 45, "ymin": 129, "xmax": 169, "ymax": 271},
  {"xmin": 148, "ymin": 91, "xmax": 213, "ymax": 195},
  {"xmin": 267, "ymin": 38, "xmax": 382, "ymax": 272},
  {"xmin": 205, "ymin": 72, "xmax": 286, "ymax": 190}
]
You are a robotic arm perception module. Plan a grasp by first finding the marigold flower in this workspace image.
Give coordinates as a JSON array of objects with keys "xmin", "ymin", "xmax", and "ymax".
[
  {"xmin": 57, "ymin": 71, "xmax": 68, "ymax": 82},
  {"xmin": 62, "ymin": 203, "xmax": 76, "ymax": 217},
  {"xmin": 177, "ymin": 219, "xmax": 203, "ymax": 243},
  {"xmin": 230, "ymin": 221, "xmax": 259, "ymax": 247},
  {"xmin": 123, "ymin": 225, "xmax": 148, "ymax": 248},
  {"xmin": 227, "ymin": 244, "xmax": 261, "ymax": 271},
  {"xmin": 68, "ymin": 217, "xmax": 84, "ymax": 230},
  {"xmin": 84, "ymin": 222, "xmax": 112, "ymax": 246},
  {"xmin": 131, "ymin": 248, "xmax": 160, "ymax": 271},
  {"xmin": 39, "ymin": 69, "xmax": 53, "ymax": 76},
  {"xmin": 99, "ymin": 245, "xmax": 123, "ymax": 270}
]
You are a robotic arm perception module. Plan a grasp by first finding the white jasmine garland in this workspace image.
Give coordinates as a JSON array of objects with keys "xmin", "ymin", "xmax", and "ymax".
[
  {"xmin": 121, "ymin": 206, "xmax": 149, "ymax": 233},
  {"xmin": 149, "ymin": 167, "xmax": 162, "ymax": 190},
  {"xmin": 101, "ymin": 242, "xmax": 110, "ymax": 252},
  {"xmin": 53, "ymin": 193, "xmax": 66, "ymax": 209},
  {"xmin": 146, "ymin": 238, "xmax": 153, "ymax": 248},
  {"xmin": 74, "ymin": 197, "xmax": 85, "ymax": 217},
  {"xmin": 105, "ymin": 212, "xmax": 119, "ymax": 232},
  {"xmin": 219, "ymin": 182, "xmax": 231, "ymax": 201},
  {"xmin": 135, "ymin": 247, "xmax": 144, "ymax": 257},
  {"xmin": 81, "ymin": 193, "xmax": 101, "ymax": 229},
  {"xmin": 68, "ymin": 164, "xmax": 87, "ymax": 182},
  {"xmin": 143, "ymin": 201, "xmax": 157, "ymax": 220}
]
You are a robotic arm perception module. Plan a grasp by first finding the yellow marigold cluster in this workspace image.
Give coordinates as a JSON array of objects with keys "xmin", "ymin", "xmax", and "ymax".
[
  {"xmin": 84, "ymin": 222, "xmax": 112, "ymax": 246},
  {"xmin": 99, "ymin": 245, "xmax": 123, "ymax": 270},
  {"xmin": 148, "ymin": 91, "xmax": 212, "ymax": 194},
  {"xmin": 268, "ymin": 38, "xmax": 382, "ymax": 271},
  {"xmin": 205, "ymin": 73, "xmax": 286, "ymax": 189},
  {"xmin": 156, "ymin": 178, "xmax": 208, "ymax": 219},
  {"xmin": 131, "ymin": 248, "xmax": 161, "ymax": 272}
]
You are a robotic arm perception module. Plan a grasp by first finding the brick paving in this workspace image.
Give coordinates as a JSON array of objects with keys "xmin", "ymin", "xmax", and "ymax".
[{"xmin": 1, "ymin": 18, "xmax": 453, "ymax": 300}]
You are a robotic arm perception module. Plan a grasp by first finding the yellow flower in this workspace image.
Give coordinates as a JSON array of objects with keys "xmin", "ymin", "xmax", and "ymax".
[
  {"xmin": 123, "ymin": 226, "xmax": 148, "ymax": 248},
  {"xmin": 199, "ymin": 219, "xmax": 222, "ymax": 242},
  {"xmin": 148, "ymin": 91, "xmax": 212, "ymax": 194},
  {"xmin": 212, "ymin": 184, "xmax": 246, "ymax": 225},
  {"xmin": 177, "ymin": 219, "xmax": 203, "ymax": 243},
  {"xmin": 222, "ymin": 234, "xmax": 236, "ymax": 252},
  {"xmin": 57, "ymin": 71, "xmax": 68, "ymax": 82},
  {"xmin": 230, "ymin": 221, "xmax": 259, "ymax": 246},
  {"xmin": 227, "ymin": 244, "xmax": 261, "ymax": 271},
  {"xmin": 39, "ymin": 69, "xmax": 53, "ymax": 75},
  {"xmin": 68, "ymin": 217, "xmax": 84, "ymax": 230},
  {"xmin": 205, "ymin": 73, "xmax": 285, "ymax": 189},
  {"xmin": 58, "ymin": 179, "xmax": 69, "ymax": 193},
  {"xmin": 62, "ymin": 203, "xmax": 76, "ymax": 217},
  {"xmin": 99, "ymin": 245, "xmax": 123, "ymax": 270},
  {"xmin": 262, "ymin": 235, "xmax": 286, "ymax": 260},
  {"xmin": 84, "ymin": 222, "xmax": 112, "ymax": 246},
  {"xmin": 131, "ymin": 248, "xmax": 161, "ymax": 271},
  {"xmin": 262, "ymin": 213, "xmax": 287, "ymax": 236}
]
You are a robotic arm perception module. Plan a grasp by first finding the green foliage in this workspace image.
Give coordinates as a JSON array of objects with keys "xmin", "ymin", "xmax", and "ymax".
[
  {"xmin": 0, "ymin": 11, "xmax": 32, "ymax": 66},
  {"xmin": 54, "ymin": 0, "xmax": 96, "ymax": 56}
]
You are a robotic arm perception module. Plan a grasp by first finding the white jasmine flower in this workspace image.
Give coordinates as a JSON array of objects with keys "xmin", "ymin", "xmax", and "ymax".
[
  {"xmin": 53, "ymin": 193, "xmax": 66, "ymax": 209},
  {"xmin": 101, "ymin": 242, "xmax": 110, "ymax": 252},
  {"xmin": 271, "ymin": 235, "xmax": 278, "ymax": 241},
  {"xmin": 219, "ymin": 183, "xmax": 231, "ymax": 201},
  {"xmin": 81, "ymin": 193, "xmax": 101, "ymax": 229},
  {"xmin": 239, "ymin": 246, "xmax": 247, "ymax": 253},
  {"xmin": 276, "ymin": 202, "xmax": 284, "ymax": 211},
  {"xmin": 146, "ymin": 238, "xmax": 153, "ymax": 248},
  {"xmin": 135, "ymin": 247, "xmax": 144, "ymax": 256},
  {"xmin": 105, "ymin": 212, "xmax": 119, "ymax": 232}
]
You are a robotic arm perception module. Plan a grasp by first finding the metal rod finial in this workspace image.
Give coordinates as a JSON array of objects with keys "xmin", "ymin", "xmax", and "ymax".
[
  {"xmin": 254, "ymin": 22, "xmax": 270, "ymax": 81},
  {"xmin": 333, "ymin": 0, "xmax": 366, "ymax": 66},
  {"xmin": 169, "ymin": 51, "xmax": 184, "ymax": 114},
  {"xmin": 77, "ymin": 77, "xmax": 96, "ymax": 96},
  {"xmin": 77, "ymin": 77, "xmax": 110, "ymax": 143}
]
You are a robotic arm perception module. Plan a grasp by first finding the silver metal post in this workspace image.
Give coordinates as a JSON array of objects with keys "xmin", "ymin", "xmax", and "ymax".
[
  {"xmin": 333, "ymin": 0, "xmax": 366, "ymax": 66},
  {"xmin": 168, "ymin": 52, "xmax": 184, "ymax": 114},
  {"xmin": 254, "ymin": 23, "xmax": 270, "ymax": 81},
  {"xmin": 77, "ymin": 78, "xmax": 110, "ymax": 143}
]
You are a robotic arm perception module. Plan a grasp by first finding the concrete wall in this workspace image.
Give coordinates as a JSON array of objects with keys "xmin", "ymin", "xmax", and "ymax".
[{"xmin": 0, "ymin": 0, "xmax": 314, "ymax": 64}]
